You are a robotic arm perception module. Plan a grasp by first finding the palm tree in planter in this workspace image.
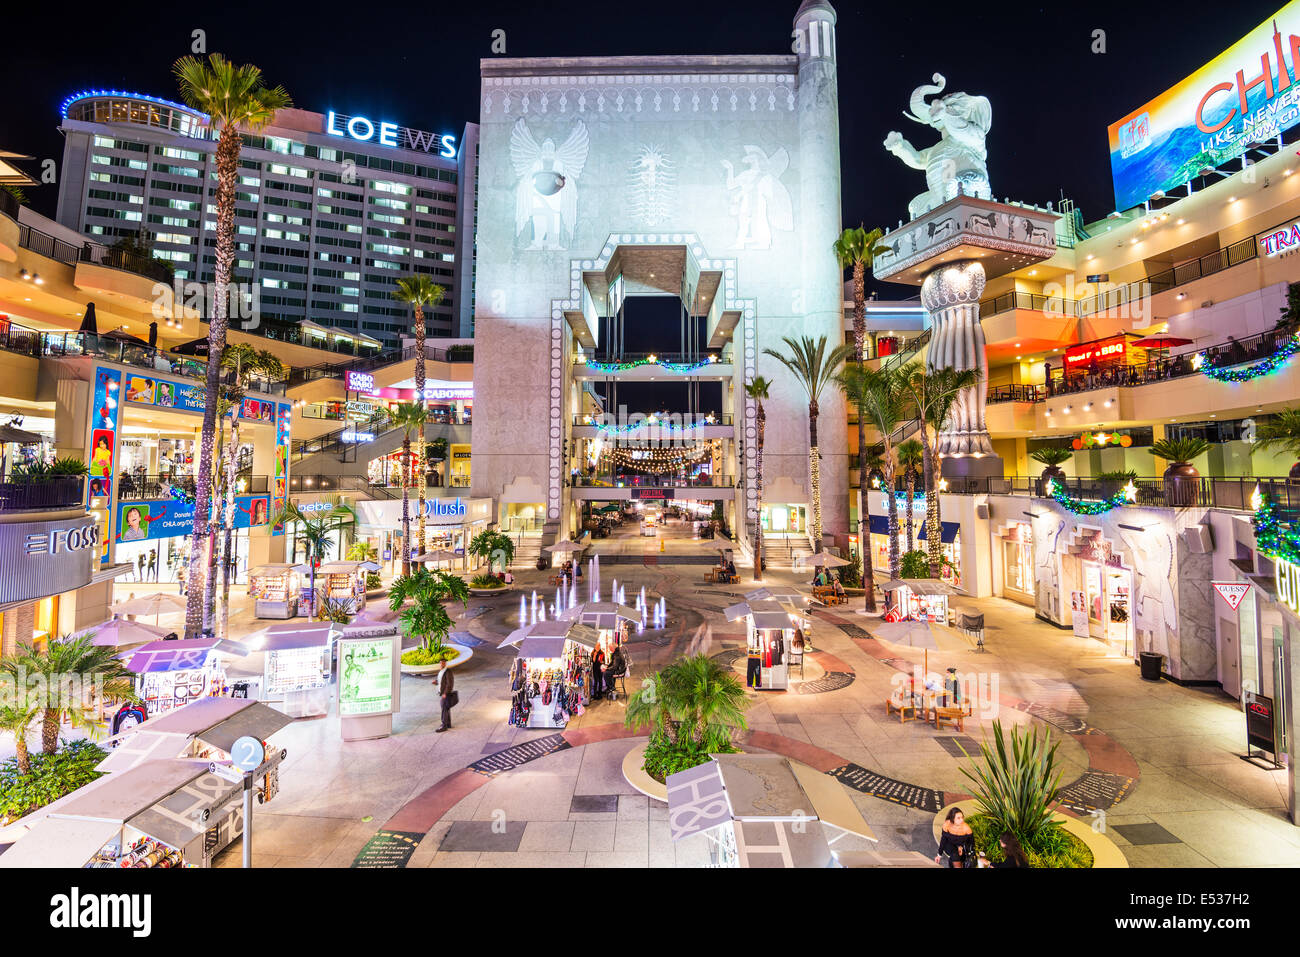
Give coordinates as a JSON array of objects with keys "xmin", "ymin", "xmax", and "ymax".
[
  {"xmin": 624, "ymin": 653, "xmax": 751, "ymax": 783},
  {"xmin": 838, "ymin": 363, "xmax": 910, "ymax": 582},
  {"xmin": 11, "ymin": 636, "xmax": 136, "ymax": 754},
  {"xmin": 389, "ymin": 567, "xmax": 469, "ymax": 666},
  {"xmin": 468, "ymin": 528, "xmax": 515, "ymax": 577},
  {"xmin": 763, "ymin": 335, "xmax": 854, "ymax": 549},
  {"xmin": 389, "ymin": 402, "xmax": 428, "ymax": 576},
  {"xmin": 1149, "ymin": 437, "xmax": 1211, "ymax": 507},
  {"xmin": 897, "ymin": 439, "xmax": 924, "ymax": 554},
  {"xmin": 0, "ymin": 696, "xmax": 40, "ymax": 775},
  {"xmin": 1030, "ymin": 446, "xmax": 1074, "ymax": 496},
  {"xmin": 1251, "ymin": 408, "xmax": 1300, "ymax": 478},
  {"xmin": 903, "ymin": 364, "xmax": 982, "ymax": 579},
  {"xmin": 744, "ymin": 376, "xmax": 771, "ymax": 581},
  {"xmin": 173, "ymin": 53, "xmax": 290, "ymax": 639}
]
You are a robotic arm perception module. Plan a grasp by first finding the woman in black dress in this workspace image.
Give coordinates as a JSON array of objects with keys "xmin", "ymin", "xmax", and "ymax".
[{"xmin": 936, "ymin": 807, "xmax": 976, "ymax": 868}]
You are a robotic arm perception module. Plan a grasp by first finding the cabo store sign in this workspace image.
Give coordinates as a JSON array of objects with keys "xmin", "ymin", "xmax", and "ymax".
[
  {"xmin": 1107, "ymin": 0, "xmax": 1300, "ymax": 211},
  {"xmin": 326, "ymin": 112, "xmax": 456, "ymax": 158}
]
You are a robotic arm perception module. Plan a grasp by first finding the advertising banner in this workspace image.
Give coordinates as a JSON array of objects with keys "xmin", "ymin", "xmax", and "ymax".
[
  {"xmin": 338, "ymin": 637, "xmax": 394, "ymax": 716},
  {"xmin": 115, "ymin": 494, "xmax": 271, "ymax": 544},
  {"xmin": 1108, "ymin": 1, "xmax": 1300, "ymax": 211}
]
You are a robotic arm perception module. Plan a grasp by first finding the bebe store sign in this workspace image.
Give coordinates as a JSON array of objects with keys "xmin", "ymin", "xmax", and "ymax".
[{"xmin": 0, "ymin": 518, "xmax": 98, "ymax": 603}]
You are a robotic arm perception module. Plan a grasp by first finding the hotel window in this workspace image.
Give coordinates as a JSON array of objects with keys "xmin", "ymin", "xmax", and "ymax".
[
  {"xmin": 93, "ymin": 135, "xmax": 117, "ymax": 149},
  {"xmin": 159, "ymin": 147, "xmax": 202, "ymax": 161}
]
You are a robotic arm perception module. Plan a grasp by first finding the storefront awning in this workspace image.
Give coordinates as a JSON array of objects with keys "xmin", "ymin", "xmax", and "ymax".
[
  {"xmin": 868, "ymin": 515, "xmax": 960, "ymax": 543},
  {"xmin": 516, "ymin": 635, "xmax": 568, "ymax": 660},
  {"xmin": 126, "ymin": 638, "xmax": 250, "ymax": 673}
]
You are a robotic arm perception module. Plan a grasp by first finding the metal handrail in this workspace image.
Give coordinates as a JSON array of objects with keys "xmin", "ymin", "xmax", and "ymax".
[
  {"xmin": 936, "ymin": 474, "xmax": 1300, "ymax": 514},
  {"xmin": 572, "ymin": 473, "xmax": 735, "ymax": 488},
  {"xmin": 572, "ymin": 413, "xmax": 733, "ymax": 427}
]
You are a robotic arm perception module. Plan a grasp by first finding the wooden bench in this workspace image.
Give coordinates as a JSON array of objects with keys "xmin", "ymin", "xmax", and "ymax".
[
  {"xmin": 703, "ymin": 568, "xmax": 718, "ymax": 583},
  {"xmin": 813, "ymin": 585, "xmax": 845, "ymax": 605},
  {"xmin": 885, "ymin": 696, "xmax": 918, "ymax": 723},
  {"xmin": 932, "ymin": 706, "xmax": 966, "ymax": 732}
]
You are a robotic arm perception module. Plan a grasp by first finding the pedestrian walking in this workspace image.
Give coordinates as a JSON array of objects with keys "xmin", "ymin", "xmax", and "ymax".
[
  {"xmin": 435, "ymin": 659, "xmax": 457, "ymax": 732},
  {"xmin": 591, "ymin": 643, "xmax": 606, "ymax": 700},
  {"xmin": 147, "ymin": 548, "xmax": 157, "ymax": 581},
  {"xmin": 177, "ymin": 567, "xmax": 187, "ymax": 596},
  {"xmin": 137, "ymin": 552, "xmax": 146, "ymax": 582}
]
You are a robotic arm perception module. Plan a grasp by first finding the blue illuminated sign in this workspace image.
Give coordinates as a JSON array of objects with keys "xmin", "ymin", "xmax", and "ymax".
[{"xmin": 326, "ymin": 111, "xmax": 456, "ymax": 158}]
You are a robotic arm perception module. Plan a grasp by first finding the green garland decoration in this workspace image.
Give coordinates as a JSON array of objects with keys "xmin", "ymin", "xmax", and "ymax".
[
  {"xmin": 1253, "ymin": 491, "xmax": 1300, "ymax": 564},
  {"xmin": 1046, "ymin": 477, "xmax": 1134, "ymax": 515},
  {"xmin": 1198, "ymin": 333, "xmax": 1300, "ymax": 383}
]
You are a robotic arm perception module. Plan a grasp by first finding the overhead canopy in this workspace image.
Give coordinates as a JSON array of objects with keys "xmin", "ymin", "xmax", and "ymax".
[
  {"xmin": 96, "ymin": 729, "xmax": 189, "ymax": 774},
  {"xmin": 788, "ymin": 759, "xmax": 877, "ymax": 843},
  {"xmin": 517, "ymin": 635, "xmax": 568, "ymax": 660},
  {"xmin": 113, "ymin": 698, "xmax": 291, "ymax": 755},
  {"xmin": 882, "ymin": 579, "xmax": 957, "ymax": 595},
  {"xmin": 744, "ymin": 587, "xmax": 810, "ymax": 605},
  {"xmin": 0, "ymin": 817, "xmax": 121, "ymax": 869},
  {"xmin": 126, "ymin": 638, "xmax": 249, "ymax": 673},
  {"xmin": 193, "ymin": 702, "xmax": 293, "ymax": 754},
  {"xmin": 733, "ymin": 819, "xmax": 833, "ymax": 868},
  {"xmin": 87, "ymin": 618, "xmax": 170, "ymax": 648},
  {"xmin": 53, "ymin": 758, "xmax": 209, "ymax": 822},
  {"xmin": 253, "ymin": 622, "xmax": 335, "ymax": 652},
  {"xmin": 666, "ymin": 760, "xmax": 731, "ymax": 842},
  {"xmin": 724, "ymin": 602, "xmax": 751, "ymax": 622},
  {"xmin": 248, "ymin": 563, "xmax": 301, "ymax": 576},
  {"xmin": 560, "ymin": 602, "xmax": 642, "ymax": 629},
  {"xmin": 753, "ymin": 612, "xmax": 795, "ymax": 630}
]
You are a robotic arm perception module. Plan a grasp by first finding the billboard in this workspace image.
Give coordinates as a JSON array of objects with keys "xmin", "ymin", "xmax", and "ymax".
[
  {"xmin": 115, "ymin": 494, "xmax": 271, "ymax": 544},
  {"xmin": 1108, "ymin": 2, "xmax": 1300, "ymax": 211}
]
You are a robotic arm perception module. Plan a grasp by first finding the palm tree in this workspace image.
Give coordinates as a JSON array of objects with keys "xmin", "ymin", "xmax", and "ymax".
[
  {"xmin": 389, "ymin": 402, "xmax": 428, "ymax": 576},
  {"xmin": 388, "ymin": 567, "xmax": 469, "ymax": 654},
  {"xmin": 173, "ymin": 54, "xmax": 290, "ymax": 638},
  {"xmin": 662, "ymin": 654, "xmax": 751, "ymax": 750},
  {"xmin": 0, "ymin": 697, "xmax": 39, "ymax": 775},
  {"xmin": 903, "ymin": 364, "xmax": 981, "ymax": 579},
  {"xmin": 763, "ymin": 336, "xmax": 854, "ymax": 548},
  {"xmin": 392, "ymin": 275, "xmax": 446, "ymax": 555},
  {"xmin": 1252, "ymin": 408, "xmax": 1300, "ymax": 477},
  {"xmin": 215, "ymin": 344, "xmax": 286, "ymax": 639},
  {"xmin": 623, "ymin": 668, "xmax": 677, "ymax": 743},
  {"xmin": 897, "ymin": 439, "xmax": 924, "ymax": 554},
  {"xmin": 468, "ymin": 528, "xmax": 516, "ymax": 573},
  {"xmin": 838, "ymin": 364, "xmax": 910, "ymax": 582},
  {"xmin": 744, "ymin": 377, "xmax": 772, "ymax": 581},
  {"xmin": 833, "ymin": 225, "xmax": 890, "ymax": 367},
  {"xmin": 10, "ymin": 637, "xmax": 135, "ymax": 754},
  {"xmin": 273, "ymin": 499, "xmax": 354, "ymax": 614}
]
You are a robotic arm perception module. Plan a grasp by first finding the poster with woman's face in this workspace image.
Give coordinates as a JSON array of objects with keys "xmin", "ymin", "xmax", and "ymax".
[
  {"xmin": 119, "ymin": 504, "xmax": 151, "ymax": 542},
  {"xmin": 251, "ymin": 498, "xmax": 269, "ymax": 527}
]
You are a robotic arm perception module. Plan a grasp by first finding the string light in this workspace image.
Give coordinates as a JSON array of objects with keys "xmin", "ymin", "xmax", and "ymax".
[
  {"xmin": 581, "ymin": 356, "xmax": 719, "ymax": 374},
  {"xmin": 1046, "ymin": 477, "xmax": 1135, "ymax": 515},
  {"xmin": 1198, "ymin": 333, "xmax": 1300, "ymax": 383},
  {"xmin": 1252, "ymin": 487, "xmax": 1300, "ymax": 564},
  {"xmin": 1072, "ymin": 431, "xmax": 1133, "ymax": 450}
]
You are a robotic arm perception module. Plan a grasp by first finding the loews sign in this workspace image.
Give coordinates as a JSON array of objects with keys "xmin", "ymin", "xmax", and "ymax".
[{"xmin": 326, "ymin": 112, "xmax": 457, "ymax": 158}]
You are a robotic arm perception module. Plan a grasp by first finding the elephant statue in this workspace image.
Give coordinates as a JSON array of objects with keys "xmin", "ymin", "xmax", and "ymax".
[{"xmin": 884, "ymin": 73, "xmax": 993, "ymax": 220}]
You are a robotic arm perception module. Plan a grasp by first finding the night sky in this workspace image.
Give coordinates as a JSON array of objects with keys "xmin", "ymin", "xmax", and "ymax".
[{"xmin": 0, "ymin": 0, "xmax": 1283, "ymax": 295}]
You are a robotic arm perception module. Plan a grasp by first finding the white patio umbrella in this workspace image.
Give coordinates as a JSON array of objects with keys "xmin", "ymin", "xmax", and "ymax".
[
  {"xmin": 412, "ymin": 549, "xmax": 460, "ymax": 568},
  {"xmin": 544, "ymin": 539, "xmax": 584, "ymax": 554},
  {"xmin": 111, "ymin": 592, "xmax": 187, "ymax": 625},
  {"xmin": 801, "ymin": 551, "xmax": 850, "ymax": 568},
  {"xmin": 86, "ymin": 619, "xmax": 171, "ymax": 648}
]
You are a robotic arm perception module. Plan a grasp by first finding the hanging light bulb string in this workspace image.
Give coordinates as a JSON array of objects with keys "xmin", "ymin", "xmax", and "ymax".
[{"xmin": 1045, "ymin": 477, "xmax": 1135, "ymax": 515}]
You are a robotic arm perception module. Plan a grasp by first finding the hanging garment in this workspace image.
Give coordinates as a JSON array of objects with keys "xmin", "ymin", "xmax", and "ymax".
[{"xmin": 747, "ymin": 654, "xmax": 762, "ymax": 688}]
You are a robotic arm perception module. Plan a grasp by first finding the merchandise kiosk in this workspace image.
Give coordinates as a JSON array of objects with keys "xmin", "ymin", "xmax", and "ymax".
[
  {"xmin": 500, "ymin": 619, "xmax": 599, "ymax": 729},
  {"xmin": 254, "ymin": 622, "xmax": 335, "ymax": 718},
  {"xmin": 665, "ymin": 754, "xmax": 878, "ymax": 868},
  {"xmin": 559, "ymin": 601, "xmax": 642, "ymax": 649},
  {"xmin": 311, "ymin": 561, "xmax": 379, "ymax": 615},
  {"xmin": 724, "ymin": 588, "xmax": 813, "ymax": 692},
  {"xmin": 882, "ymin": 579, "xmax": 956, "ymax": 624},
  {"xmin": 125, "ymin": 638, "xmax": 251, "ymax": 716},
  {"xmin": 247, "ymin": 564, "xmax": 302, "ymax": 619},
  {"xmin": 0, "ymin": 698, "xmax": 291, "ymax": 869}
]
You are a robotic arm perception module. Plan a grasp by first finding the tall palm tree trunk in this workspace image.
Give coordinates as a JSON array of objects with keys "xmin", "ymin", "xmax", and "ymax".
[
  {"xmin": 414, "ymin": 304, "xmax": 427, "ymax": 557},
  {"xmin": 14, "ymin": 734, "xmax": 29, "ymax": 776},
  {"xmin": 851, "ymin": 259, "xmax": 875, "ymax": 610},
  {"xmin": 401, "ymin": 438, "xmax": 412, "ymax": 578},
  {"xmin": 41, "ymin": 708, "xmax": 59, "ymax": 755},
  {"xmin": 920, "ymin": 431, "xmax": 942, "ymax": 579},
  {"xmin": 219, "ymin": 417, "xmax": 239, "ymax": 641},
  {"xmin": 884, "ymin": 458, "xmax": 900, "ymax": 581},
  {"xmin": 753, "ymin": 402, "xmax": 765, "ymax": 582},
  {"xmin": 184, "ymin": 128, "xmax": 239, "ymax": 638},
  {"xmin": 905, "ymin": 468, "xmax": 916, "ymax": 554},
  {"xmin": 807, "ymin": 399, "xmax": 822, "ymax": 548}
]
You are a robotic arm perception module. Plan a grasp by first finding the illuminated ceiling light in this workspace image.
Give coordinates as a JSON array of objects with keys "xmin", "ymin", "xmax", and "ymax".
[
  {"xmin": 1176, "ymin": 218, "xmax": 1185, "ymax": 224},
  {"xmin": 1103, "ymin": 400, "xmax": 1112, "ymax": 408},
  {"xmin": 1064, "ymin": 405, "xmax": 1072, "ymax": 413},
  {"xmin": 1016, "ymin": 355, "xmax": 1022, "ymax": 360},
  {"xmin": 32, "ymin": 273, "xmax": 43, "ymax": 285},
  {"xmin": 18, "ymin": 269, "xmax": 29, "ymax": 280},
  {"xmin": 1084, "ymin": 403, "xmax": 1092, "ymax": 411},
  {"xmin": 1228, "ymin": 196, "xmax": 1237, "ymax": 202}
]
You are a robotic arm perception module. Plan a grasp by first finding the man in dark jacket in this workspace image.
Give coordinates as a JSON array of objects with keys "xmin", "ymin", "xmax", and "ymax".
[
  {"xmin": 605, "ymin": 645, "xmax": 626, "ymax": 700},
  {"xmin": 435, "ymin": 660, "xmax": 456, "ymax": 732}
]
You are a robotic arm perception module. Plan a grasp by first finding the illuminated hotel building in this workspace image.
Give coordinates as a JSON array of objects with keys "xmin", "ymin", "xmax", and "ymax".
[{"xmin": 55, "ymin": 91, "xmax": 479, "ymax": 342}]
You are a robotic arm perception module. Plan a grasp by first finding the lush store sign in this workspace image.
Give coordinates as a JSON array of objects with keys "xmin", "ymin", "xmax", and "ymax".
[
  {"xmin": 325, "ymin": 111, "xmax": 457, "ymax": 158},
  {"xmin": 1107, "ymin": 1, "xmax": 1300, "ymax": 210}
]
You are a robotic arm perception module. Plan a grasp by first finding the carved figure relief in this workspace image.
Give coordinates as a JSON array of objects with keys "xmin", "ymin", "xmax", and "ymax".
[
  {"xmin": 511, "ymin": 118, "xmax": 590, "ymax": 250},
  {"xmin": 721, "ymin": 145, "xmax": 793, "ymax": 249}
]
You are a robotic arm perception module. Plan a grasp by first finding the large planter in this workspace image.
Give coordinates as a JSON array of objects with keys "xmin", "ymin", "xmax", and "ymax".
[
  {"xmin": 1162, "ymin": 462, "xmax": 1200, "ymax": 507},
  {"xmin": 1038, "ymin": 465, "xmax": 1065, "ymax": 496},
  {"xmin": 399, "ymin": 642, "xmax": 474, "ymax": 675},
  {"xmin": 468, "ymin": 585, "xmax": 510, "ymax": 597},
  {"xmin": 1289, "ymin": 461, "xmax": 1300, "ymax": 480},
  {"xmin": 621, "ymin": 741, "xmax": 667, "ymax": 802},
  {"xmin": 931, "ymin": 802, "xmax": 1127, "ymax": 868}
]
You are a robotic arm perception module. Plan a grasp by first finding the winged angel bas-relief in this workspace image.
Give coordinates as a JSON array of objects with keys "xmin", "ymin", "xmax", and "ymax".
[{"xmin": 511, "ymin": 118, "xmax": 590, "ymax": 251}]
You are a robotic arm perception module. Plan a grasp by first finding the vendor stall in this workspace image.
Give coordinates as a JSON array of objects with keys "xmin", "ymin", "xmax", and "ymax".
[
  {"xmin": 559, "ymin": 600, "xmax": 641, "ymax": 649},
  {"xmin": 125, "ymin": 638, "xmax": 250, "ymax": 716},
  {"xmin": 724, "ymin": 589, "xmax": 813, "ymax": 692},
  {"xmin": 252, "ymin": 623, "xmax": 335, "ymax": 718},
  {"xmin": 882, "ymin": 579, "xmax": 957, "ymax": 624},
  {"xmin": 247, "ymin": 564, "xmax": 302, "ymax": 619},
  {"xmin": 665, "ymin": 753, "xmax": 877, "ymax": 868},
  {"xmin": 309, "ymin": 561, "xmax": 379, "ymax": 615},
  {"xmin": 500, "ymin": 619, "xmax": 599, "ymax": 729}
]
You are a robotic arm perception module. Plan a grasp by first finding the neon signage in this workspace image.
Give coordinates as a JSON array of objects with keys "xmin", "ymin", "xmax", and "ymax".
[
  {"xmin": 1260, "ymin": 218, "xmax": 1300, "ymax": 256},
  {"xmin": 1064, "ymin": 338, "xmax": 1126, "ymax": 368},
  {"xmin": 326, "ymin": 112, "xmax": 456, "ymax": 158},
  {"xmin": 345, "ymin": 371, "xmax": 376, "ymax": 393},
  {"xmin": 426, "ymin": 498, "xmax": 466, "ymax": 518}
]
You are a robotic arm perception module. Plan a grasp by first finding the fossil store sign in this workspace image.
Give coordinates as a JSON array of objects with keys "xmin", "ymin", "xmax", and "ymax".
[{"xmin": 0, "ymin": 517, "xmax": 98, "ymax": 604}]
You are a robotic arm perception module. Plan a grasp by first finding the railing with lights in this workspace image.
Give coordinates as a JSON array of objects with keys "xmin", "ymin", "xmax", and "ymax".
[
  {"xmin": 572, "ymin": 473, "xmax": 735, "ymax": 488},
  {"xmin": 115, "ymin": 474, "xmax": 269, "ymax": 502},
  {"xmin": 571, "ymin": 413, "xmax": 733, "ymax": 427},
  {"xmin": 573, "ymin": 351, "xmax": 731, "ymax": 372},
  {"xmin": 934, "ymin": 474, "xmax": 1300, "ymax": 515}
]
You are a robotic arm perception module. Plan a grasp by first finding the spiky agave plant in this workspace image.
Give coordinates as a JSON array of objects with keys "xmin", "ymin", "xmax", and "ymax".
[{"xmin": 958, "ymin": 719, "xmax": 1064, "ymax": 846}]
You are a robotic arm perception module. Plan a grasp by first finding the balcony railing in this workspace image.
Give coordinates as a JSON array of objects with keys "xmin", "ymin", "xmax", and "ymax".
[
  {"xmin": 116, "ymin": 474, "xmax": 269, "ymax": 501},
  {"xmin": 572, "ymin": 413, "xmax": 733, "ymax": 427},
  {"xmin": 987, "ymin": 324, "xmax": 1296, "ymax": 404},
  {"xmin": 0, "ymin": 475, "xmax": 86, "ymax": 512},
  {"xmin": 938, "ymin": 474, "xmax": 1300, "ymax": 515},
  {"xmin": 572, "ymin": 473, "xmax": 735, "ymax": 488},
  {"xmin": 286, "ymin": 342, "xmax": 473, "ymax": 386},
  {"xmin": 78, "ymin": 243, "xmax": 173, "ymax": 284},
  {"xmin": 573, "ymin": 350, "xmax": 732, "ymax": 369}
]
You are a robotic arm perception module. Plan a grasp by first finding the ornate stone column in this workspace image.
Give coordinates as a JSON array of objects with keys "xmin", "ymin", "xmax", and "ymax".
[{"xmin": 921, "ymin": 260, "xmax": 993, "ymax": 458}]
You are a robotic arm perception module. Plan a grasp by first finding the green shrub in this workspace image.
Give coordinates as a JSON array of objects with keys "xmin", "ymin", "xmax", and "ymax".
[
  {"xmin": 640, "ymin": 729, "xmax": 738, "ymax": 784},
  {"xmin": 840, "ymin": 549, "xmax": 863, "ymax": 588},
  {"xmin": 365, "ymin": 571, "xmax": 383, "ymax": 590},
  {"xmin": 470, "ymin": 574, "xmax": 505, "ymax": 588},
  {"xmin": 901, "ymin": 550, "xmax": 929, "ymax": 578},
  {"xmin": 400, "ymin": 646, "xmax": 460, "ymax": 666},
  {"xmin": 968, "ymin": 813, "xmax": 1092, "ymax": 868},
  {"xmin": 0, "ymin": 740, "xmax": 107, "ymax": 824}
]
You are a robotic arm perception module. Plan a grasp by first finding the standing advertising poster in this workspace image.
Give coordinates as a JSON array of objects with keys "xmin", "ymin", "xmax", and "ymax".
[
  {"xmin": 89, "ymin": 368, "xmax": 122, "ymax": 560},
  {"xmin": 1070, "ymin": 590, "xmax": 1090, "ymax": 638},
  {"xmin": 272, "ymin": 403, "xmax": 291, "ymax": 535},
  {"xmin": 338, "ymin": 637, "xmax": 394, "ymax": 716}
]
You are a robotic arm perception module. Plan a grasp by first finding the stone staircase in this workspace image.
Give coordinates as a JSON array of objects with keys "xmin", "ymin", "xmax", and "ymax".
[
  {"xmin": 760, "ymin": 531, "xmax": 814, "ymax": 569},
  {"xmin": 509, "ymin": 528, "xmax": 545, "ymax": 568}
]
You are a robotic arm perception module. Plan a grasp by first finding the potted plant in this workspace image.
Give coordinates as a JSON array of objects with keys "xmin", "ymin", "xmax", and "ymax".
[
  {"xmin": 622, "ymin": 654, "xmax": 751, "ymax": 797},
  {"xmin": 1251, "ymin": 408, "xmax": 1300, "ymax": 479},
  {"xmin": 1030, "ymin": 447, "xmax": 1073, "ymax": 495},
  {"xmin": 388, "ymin": 567, "xmax": 472, "ymax": 673},
  {"xmin": 1148, "ymin": 437, "xmax": 1210, "ymax": 506},
  {"xmin": 468, "ymin": 528, "xmax": 515, "ymax": 579}
]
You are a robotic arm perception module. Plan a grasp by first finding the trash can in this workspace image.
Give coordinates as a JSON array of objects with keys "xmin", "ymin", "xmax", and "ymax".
[{"xmin": 1138, "ymin": 651, "xmax": 1163, "ymax": 681}]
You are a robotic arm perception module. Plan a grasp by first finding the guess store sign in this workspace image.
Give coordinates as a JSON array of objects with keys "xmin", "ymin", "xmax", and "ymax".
[{"xmin": 1064, "ymin": 337, "xmax": 1126, "ymax": 371}]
